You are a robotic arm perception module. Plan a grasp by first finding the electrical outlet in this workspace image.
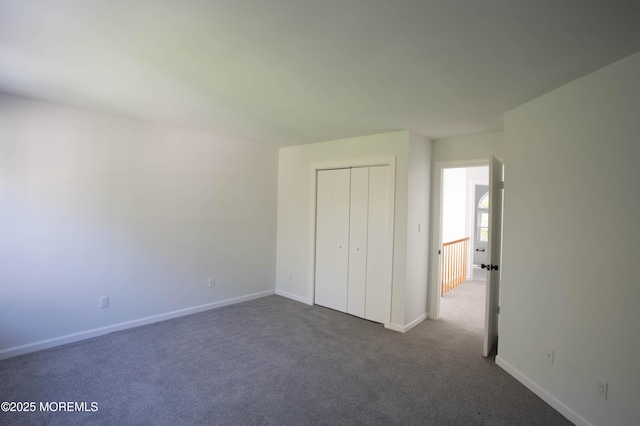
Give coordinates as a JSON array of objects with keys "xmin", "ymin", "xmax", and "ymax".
[
  {"xmin": 597, "ymin": 379, "xmax": 608, "ymax": 400},
  {"xmin": 208, "ymin": 278, "xmax": 216, "ymax": 288},
  {"xmin": 99, "ymin": 296, "xmax": 109, "ymax": 309},
  {"xmin": 545, "ymin": 347, "xmax": 554, "ymax": 365}
]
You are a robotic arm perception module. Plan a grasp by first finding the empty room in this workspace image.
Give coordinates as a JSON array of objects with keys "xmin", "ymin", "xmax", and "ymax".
[{"xmin": 1, "ymin": 1, "xmax": 639, "ymax": 425}]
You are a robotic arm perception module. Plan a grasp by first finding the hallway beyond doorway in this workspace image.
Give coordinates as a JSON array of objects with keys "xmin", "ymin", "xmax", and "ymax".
[{"xmin": 439, "ymin": 280, "xmax": 486, "ymax": 335}]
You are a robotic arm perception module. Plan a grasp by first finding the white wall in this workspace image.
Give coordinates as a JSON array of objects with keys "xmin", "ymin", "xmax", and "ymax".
[
  {"xmin": 441, "ymin": 168, "xmax": 467, "ymax": 242},
  {"xmin": 441, "ymin": 166, "xmax": 489, "ymax": 282},
  {"xmin": 432, "ymin": 131, "xmax": 504, "ymax": 163},
  {"xmin": 405, "ymin": 132, "xmax": 431, "ymax": 326},
  {"xmin": 0, "ymin": 94, "xmax": 278, "ymax": 358},
  {"xmin": 441, "ymin": 166, "xmax": 489, "ymax": 249},
  {"xmin": 499, "ymin": 50, "xmax": 640, "ymax": 426},
  {"xmin": 276, "ymin": 130, "xmax": 431, "ymax": 330}
]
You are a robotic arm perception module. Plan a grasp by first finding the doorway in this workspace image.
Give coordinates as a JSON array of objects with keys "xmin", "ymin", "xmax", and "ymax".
[
  {"xmin": 439, "ymin": 166, "xmax": 488, "ymax": 327},
  {"xmin": 428, "ymin": 158, "xmax": 503, "ymax": 357},
  {"xmin": 441, "ymin": 167, "xmax": 489, "ymax": 283}
]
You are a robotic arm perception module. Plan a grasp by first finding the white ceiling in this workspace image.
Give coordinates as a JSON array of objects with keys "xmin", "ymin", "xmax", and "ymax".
[{"xmin": 2, "ymin": 0, "xmax": 640, "ymax": 147}]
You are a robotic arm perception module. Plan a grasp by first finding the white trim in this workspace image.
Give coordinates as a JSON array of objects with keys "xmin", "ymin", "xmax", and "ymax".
[
  {"xmin": 405, "ymin": 312, "xmax": 428, "ymax": 332},
  {"xmin": 387, "ymin": 323, "xmax": 406, "ymax": 332},
  {"xmin": 385, "ymin": 162, "xmax": 397, "ymax": 326},
  {"xmin": 275, "ymin": 289, "xmax": 312, "ymax": 305},
  {"xmin": 496, "ymin": 356, "xmax": 591, "ymax": 426},
  {"xmin": 311, "ymin": 157, "xmax": 395, "ymax": 171},
  {"xmin": 0, "ymin": 290, "xmax": 274, "ymax": 361},
  {"xmin": 386, "ymin": 313, "xmax": 427, "ymax": 333}
]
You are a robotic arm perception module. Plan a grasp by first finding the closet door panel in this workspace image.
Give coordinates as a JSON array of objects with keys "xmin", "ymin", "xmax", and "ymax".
[
  {"xmin": 365, "ymin": 165, "xmax": 392, "ymax": 323},
  {"xmin": 314, "ymin": 169, "xmax": 350, "ymax": 312},
  {"xmin": 347, "ymin": 167, "xmax": 369, "ymax": 318}
]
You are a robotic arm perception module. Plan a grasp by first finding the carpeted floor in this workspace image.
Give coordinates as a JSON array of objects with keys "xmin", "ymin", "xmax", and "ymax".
[
  {"xmin": 440, "ymin": 279, "xmax": 486, "ymax": 335},
  {"xmin": 0, "ymin": 285, "xmax": 571, "ymax": 425}
]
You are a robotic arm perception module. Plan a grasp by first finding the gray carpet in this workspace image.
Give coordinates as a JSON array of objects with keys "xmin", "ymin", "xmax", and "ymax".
[
  {"xmin": 0, "ymin": 287, "xmax": 571, "ymax": 425},
  {"xmin": 440, "ymin": 279, "xmax": 486, "ymax": 335}
]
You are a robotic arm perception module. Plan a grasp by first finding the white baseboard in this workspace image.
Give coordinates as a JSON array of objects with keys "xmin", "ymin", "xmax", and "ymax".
[
  {"xmin": 405, "ymin": 313, "xmax": 428, "ymax": 331},
  {"xmin": 387, "ymin": 313, "xmax": 428, "ymax": 333},
  {"xmin": 0, "ymin": 290, "xmax": 275, "ymax": 361},
  {"xmin": 275, "ymin": 289, "xmax": 312, "ymax": 305},
  {"xmin": 387, "ymin": 323, "xmax": 405, "ymax": 332},
  {"xmin": 495, "ymin": 356, "xmax": 591, "ymax": 426}
]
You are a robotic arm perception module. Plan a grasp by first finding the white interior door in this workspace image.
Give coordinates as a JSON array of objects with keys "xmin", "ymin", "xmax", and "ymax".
[
  {"xmin": 315, "ymin": 169, "xmax": 350, "ymax": 312},
  {"xmin": 364, "ymin": 165, "xmax": 391, "ymax": 323},
  {"xmin": 347, "ymin": 167, "xmax": 369, "ymax": 318},
  {"xmin": 483, "ymin": 156, "xmax": 503, "ymax": 357}
]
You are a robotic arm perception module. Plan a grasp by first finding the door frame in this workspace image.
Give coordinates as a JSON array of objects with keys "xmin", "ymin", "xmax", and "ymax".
[
  {"xmin": 307, "ymin": 156, "xmax": 397, "ymax": 328},
  {"xmin": 428, "ymin": 158, "xmax": 489, "ymax": 320}
]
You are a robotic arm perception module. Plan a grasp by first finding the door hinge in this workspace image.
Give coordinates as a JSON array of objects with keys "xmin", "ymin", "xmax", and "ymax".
[
  {"xmin": 438, "ymin": 249, "xmax": 441, "ymax": 255},
  {"xmin": 496, "ymin": 306, "xmax": 500, "ymax": 314},
  {"xmin": 498, "ymin": 181, "xmax": 504, "ymax": 190}
]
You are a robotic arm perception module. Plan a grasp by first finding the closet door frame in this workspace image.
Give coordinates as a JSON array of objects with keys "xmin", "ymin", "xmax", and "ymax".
[{"xmin": 308, "ymin": 157, "xmax": 396, "ymax": 328}]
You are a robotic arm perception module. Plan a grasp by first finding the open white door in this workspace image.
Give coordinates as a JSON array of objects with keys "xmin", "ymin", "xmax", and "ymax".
[{"xmin": 483, "ymin": 156, "xmax": 503, "ymax": 357}]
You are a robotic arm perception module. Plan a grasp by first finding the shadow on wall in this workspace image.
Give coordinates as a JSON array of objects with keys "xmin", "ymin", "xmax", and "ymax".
[{"xmin": 0, "ymin": 96, "xmax": 278, "ymax": 353}]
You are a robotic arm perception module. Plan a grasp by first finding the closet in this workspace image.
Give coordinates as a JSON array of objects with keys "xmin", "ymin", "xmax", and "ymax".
[{"xmin": 314, "ymin": 165, "xmax": 392, "ymax": 324}]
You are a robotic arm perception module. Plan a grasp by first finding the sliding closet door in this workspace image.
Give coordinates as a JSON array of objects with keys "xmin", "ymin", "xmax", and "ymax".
[
  {"xmin": 347, "ymin": 167, "xmax": 369, "ymax": 318},
  {"xmin": 365, "ymin": 165, "xmax": 391, "ymax": 323},
  {"xmin": 314, "ymin": 169, "xmax": 350, "ymax": 312}
]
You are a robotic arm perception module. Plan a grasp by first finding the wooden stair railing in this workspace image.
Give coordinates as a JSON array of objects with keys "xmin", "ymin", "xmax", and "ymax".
[{"xmin": 441, "ymin": 237, "xmax": 469, "ymax": 296}]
